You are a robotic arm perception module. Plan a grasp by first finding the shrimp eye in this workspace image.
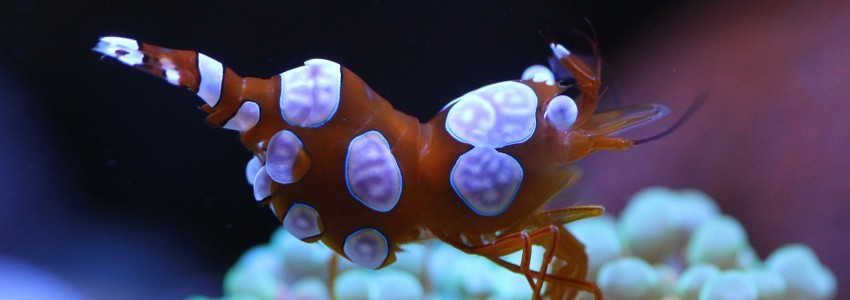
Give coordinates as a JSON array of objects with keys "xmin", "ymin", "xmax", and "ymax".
[{"xmin": 544, "ymin": 95, "xmax": 578, "ymax": 130}]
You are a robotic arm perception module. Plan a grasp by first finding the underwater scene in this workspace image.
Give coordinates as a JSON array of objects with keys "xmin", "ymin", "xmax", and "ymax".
[{"xmin": 2, "ymin": 0, "xmax": 847, "ymax": 299}]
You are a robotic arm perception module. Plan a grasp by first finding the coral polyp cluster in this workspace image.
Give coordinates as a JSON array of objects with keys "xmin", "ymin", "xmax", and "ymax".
[
  {"xmin": 576, "ymin": 187, "xmax": 836, "ymax": 300},
  {"xmin": 191, "ymin": 187, "xmax": 836, "ymax": 300}
]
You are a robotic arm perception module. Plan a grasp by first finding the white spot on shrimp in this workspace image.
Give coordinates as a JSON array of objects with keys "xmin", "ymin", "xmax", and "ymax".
[
  {"xmin": 266, "ymin": 130, "xmax": 310, "ymax": 184},
  {"xmin": 223, "ymin": 101, "xmax": 261, "ymax": 131},
  {"xmin": 253, "ymin": 166, "xmax": 273, "ymax": 201},
  {"xmin": 279, "ymin": 59, "xmax": 341, "ymax": 127},
  {"xmin": 445, "ymin": 81, "xmax": 537, "ymax": 148},
  {"xmin": 544, "ymin": 95, "xmax": 578, "ymax": 130},
  {"xmin": 450, "ymin": 147, "xmax": 523, "ymax": 216},
  {"xmin": 345, "ymin": 131, "xmax": 402, "ymax": 212},
  {"xmin": 521, "ymin": 65, "xmax": 555, "ymax": 85},
  {"xmin": 283, "ymin": 203, "xmax": 323, "ymax": 240},
  {"xmin": 196, "ymin": 53, "xmax": 224, "ymax": 107},
  {"xmin": 164, "ymin": 69, "xmax": 180, "ymax": 85},
  {"xmin": 343, "ymin": 228, "xmax": 389, "ymax": 269},
  {"xmin": 245, "ymin": 155, "xmax": 262, "ymax": 185},
  {"xmin": 550, "ymin": 43, "xmax": 570, "ymax": 59},
  {"xmin": 93, "ymin": 36, "xmax": 143, "ymax": 66}
]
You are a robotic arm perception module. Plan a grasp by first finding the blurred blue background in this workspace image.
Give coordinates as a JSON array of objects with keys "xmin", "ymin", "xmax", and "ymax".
[{"xmin": 2, "ymin": 0, "xmax": 847, "ymax": 298}]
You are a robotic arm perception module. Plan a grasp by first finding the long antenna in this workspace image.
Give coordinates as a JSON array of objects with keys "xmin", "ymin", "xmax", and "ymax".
[{"xmin": 633, "ymin": 91, "xmax": 708, "ymax": 145}]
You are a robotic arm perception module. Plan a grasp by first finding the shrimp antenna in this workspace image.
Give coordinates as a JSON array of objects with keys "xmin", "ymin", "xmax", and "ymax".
[
  {"xmin": 566, "ymin": 18, "xmax": 600, "ymax": 58},
  {"xmin": 538, "ymin": 29, "xmax": 555, "ymax": 44},
  {"xmin": 633, "ymin": 91, "xmax": 708, "ymax": 145}
]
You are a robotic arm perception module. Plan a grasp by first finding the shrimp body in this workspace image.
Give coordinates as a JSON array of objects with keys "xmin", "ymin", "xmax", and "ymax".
[{"xmin": 94, "ymin": 36, "xmax": 666, "ymax": 299}]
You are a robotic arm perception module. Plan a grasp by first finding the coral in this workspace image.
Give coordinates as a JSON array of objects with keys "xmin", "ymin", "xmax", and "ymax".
[{"xmin": 585, "ymin": 187, "xmax": 836, "ymax": 300}]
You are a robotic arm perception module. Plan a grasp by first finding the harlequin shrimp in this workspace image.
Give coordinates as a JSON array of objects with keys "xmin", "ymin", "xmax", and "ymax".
[{"xmin": 94, "ymin": 36, "xmax": 668, "ymax": 299}]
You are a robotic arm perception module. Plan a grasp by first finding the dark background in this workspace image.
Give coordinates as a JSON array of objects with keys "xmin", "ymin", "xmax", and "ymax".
[{"xmin": 2, "ymin": 0, "xmax": 847, "ymax": 298}]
